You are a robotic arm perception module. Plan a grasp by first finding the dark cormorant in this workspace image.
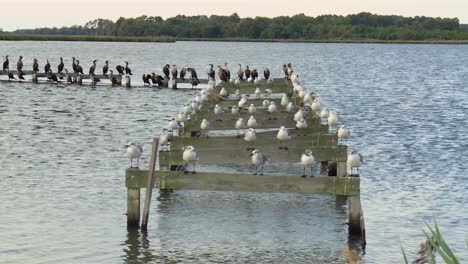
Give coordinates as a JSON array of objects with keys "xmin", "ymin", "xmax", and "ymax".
[
  {"xmin": 44, "ymin": 59, "xmax": 51, "ymax": 73},
  {"xmin": 17, "ymin": 56, "xmax": 23, "ymax": 72},
  {"xmin": 217, "ymin": 65, "xmax": 228, "ymax": 82},
  {"xmin": 89, "ymin": 60, "xmax": 97, "ymax": 75},
  {"xmin": 264, "ymin": 68, "xmax": 270, "ymax": 80},
  {"xmin": 237, "ymin": 64, "xmax": 244, "ymax": 80},
  {"xmin": 75, "ymin": 60, "xmax": 84, "ymax": 75},
  {"xmin": 163, "ymin": 64, "xmax": 170, "ymax": 78},
  {"xmin": 47, "ymin": 70, "xmax": 58, "ymax": 83},
  {"xmin": 109, "ymin": 70, "xmax": 121, "ymax": 86},
  {"xmin": 171, "ymin": 65, "xmax": 178, "ymax": 79},
  {"xmin": 187, "ymin": 68, "xmax": 199, "ymax": 89},
  {"xmin": 58, "ymin": 57, "xmax": 64, "ymax": 73},
  {"xmin": 103, "ymin": 61, "xmax": 109, "ymax": 75},
  {"xmin": 251, "ymin": 68, "xmax": 258, "ymax": 80},
  {"xmin": 116, "ymin": 65, "xmax": 125, "ymax": 75},
  {"xmin": 142, "ymin": 74, "xmax": 152, "ymax": 86},
  {"xmin": 282, "ymin": 64, "xmax": 288, "ymax": 78},
  {"xmin": 208, "ymin": 64, "xmax": 215, "ymax": 80},
  {"xmin": 244, "ymin": 66, "xmax": 251, "ymax": 79},
  {"xmin": 179, "ymin": 68, "xmax": 186, "ymax": 80},
  {"xmin": 33, "ymin": 59, "xmax": 39, "ymax": 72},
  {"xmin": 2, "ymin": 55, "xmax": 8, "ymax": 72},
  {"xmin": 124, "ymin": 61, "xmax": 132, "ymax": 75},
  {"xmin": 224, "ymin": 63, "xmax": 230, "ymax": 80},
  {"xmin": 151, "ymin": 73, "xmax": 164, "ymax": 87},
  {"xmin": 72, "ymin": 57, "xmax": 78, "ymax": 73},
  {"xmin": 90, "ymin": 73, "xmax": 100, "ymax": 85}
]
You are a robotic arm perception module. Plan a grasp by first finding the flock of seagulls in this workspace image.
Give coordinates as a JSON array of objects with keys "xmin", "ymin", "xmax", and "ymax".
[{"xmin": 125, "ymin": 62, "xmax": 363, "ymax": 175}]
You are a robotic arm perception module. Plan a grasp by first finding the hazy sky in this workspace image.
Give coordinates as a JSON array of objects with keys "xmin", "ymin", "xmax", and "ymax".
[{"xmin": 1, "ymin": 0, "xmax": 467, "ymax": 31}]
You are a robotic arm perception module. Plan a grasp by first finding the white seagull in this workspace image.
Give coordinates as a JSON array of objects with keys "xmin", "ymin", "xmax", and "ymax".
[
  {"xmin": 251, "ymin": 149, "xmax": 268, "ymax": 175},
  {"xmin": 231, "ymin": 105, "xmax": 240, "ymax": 116},
  {"xmin": 296, "ymin": 118, "xmax": 308, "ymax": 129},
  {"xmin": 281, "ymin": 94, "xmax": 289, "ymax": 107},
  {"xmin": 235, "ymin": 117, "xmax": 246, "ymax": 135},
  {"xmin": 220, "ymin": 87, "xmax": 228, "ymax": 97},
  {"xmin": 337, "ymin": 125, "xmax": 351, "ymax": 144},
  {"xmin": 159, "ymin": 129, "xmax": 173, "ymax": 150},
  {"xmin": 235, "ymin": 89, "xmax": 241, "ymax": 97},
  {"xmin": 347, "ymin": 150, "xmax": 363, "ymax": 174},
  {"xmin": 126, "ymin": 142, "xmax": 143, "ymax": 168},
  {"xmin": 254, "ymin": 87, "xmax": 261, "ymax": 97},
  {"xmin": 238, "ymin": 95, "xmax": 248, "ymax": 108},
  {"xmin": 247, "ymin": 115, "xmax": 257, "ymax": 128},
  {"xmin": 276, "ymin": 126, "xmax": 291, "ymax": 149},
  {"xmin": 244, "ymin": 128, "xmax": 256, "ymax": 147},
  {"xmin": 267, "ymin": 101, "xmax": 278, "ymax": 115},
  {"xmin": 286, "ymin": 102, "xmax": 294, "ymax": 113},
  {"xmin": 168, "ymin": 118, "xmax": 181, "ymax": 136},
  {"xmin": 182, "ymin": 145, "xmax": 198, "ymax": 173},
  {"xmin": 183, "ymin": 104, "xmax": 192, "ymax": 115},
  {"xmin": 328, "ymin": 111, "xmax": 339, "ymax": 129},
  {"xmin": 320, "ymin": 108, "xmax": 329, "ymax": 119},
  {"xmin": 177, "ymin": 112, "xmax": 187, "ymax": 122},
  {"xmin": 248, "ymin": 104, "xmax": 257, "ymax": 115},
  {"xmin": 214, "ymin": 104, "xmax": 224, "ymax": 121},
  {"xmin": 311, "ymin": 98, "xmax": 321, "ymax": 112},
  {"xmin": 200, "ymin": 119, "xmax": 210, "ymax": 135},
  {"xmin": 294, "ymin": 108, "xmax": 306, "ymax": 122},
  {"xmin": 300, "ymin": 149, "xmax": 315, "ymax": 177},
  {"xmin": 262, "ymin": 99, "xmax": 270, "ymax": 108},
  {"xmin": 303, "ymin": 93, "xmax": 314, "ymax": 105}
]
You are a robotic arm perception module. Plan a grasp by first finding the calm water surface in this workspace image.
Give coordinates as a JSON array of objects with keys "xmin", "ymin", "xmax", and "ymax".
[{"xmin": 0, "ymin": 41, "xmax": 467, "ymax": 263}]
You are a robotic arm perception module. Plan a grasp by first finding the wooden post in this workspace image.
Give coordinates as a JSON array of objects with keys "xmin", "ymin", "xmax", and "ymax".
[
  {"xmin": 32, "ymin": 73, "xmax": 38, "ymax": 83},
  {"xmin": 171, "ymin": 79, "xmax": 177, "ymax": 89},
  {"xmin": 125, "ymin": 76, "xmax": 131, "ymax": 88},
  {"xmin": 337, "ymin": 161, "xmax": 347, "ymax": 177},
  {"xmin": 348, "ymin": 195, "xmax": 364, "ymax": 238},
  {"xmin": 141, "ymin": 138, "xmax": 159, "ymax": 230},
  {"xmin": 127, "ymin": 188, "xmax": 140, "ymax": 226},
  {"xmin": 77, "ymin": 75, "xmax": 82, "ymax": 85}
]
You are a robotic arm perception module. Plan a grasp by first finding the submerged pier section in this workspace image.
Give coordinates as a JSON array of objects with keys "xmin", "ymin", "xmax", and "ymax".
[{"xmin": 125, "ymin": 76, "xmax": 365, "ymax": 243}]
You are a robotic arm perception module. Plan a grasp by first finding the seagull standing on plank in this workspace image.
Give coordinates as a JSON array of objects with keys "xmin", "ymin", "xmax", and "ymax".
[
  {"xmin": 347, "ymin": 150, "xmax": 363, "ymax": 174},
  {"xmin": 300, "ymin": 149, "xmax": 315, "ymax": 177},
  {"xmin": 251, "ymin": 149, "xmax": 268, "ymax": 175},
  {"xmin": 126, "ymin": 142, "xmax": 143, "ymax": 168},
  {"xmin": 182, "ymin": 145, "xmax": 198, "ymax": 174}
]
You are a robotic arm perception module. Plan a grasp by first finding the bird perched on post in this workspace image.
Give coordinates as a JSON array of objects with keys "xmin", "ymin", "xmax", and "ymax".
[
  {"xmin": 277, "ymin": 126, "xmax": 291, "ymax": 149},
  {"xmin": 182, "ymin": 146, "xmax": 198, "ymax": 174},
  {"xmin": 214, "ymin": 104, "xmax": 224, "ymax": 121},
  {"xmin": 251, "ymin": 68, "xmax": 258, "ymax": 81},
  {"xmin": 264, "ymin": 68, "xmax": 270, "ymax": 80},
  {"xmin": 337, "ymin": 125, "xmax": 351, "ymax": 144},
  {"xmin": 247, "ymin": 116, "xmax": 257, "ymax": 129},
  {"xmin": 328, "ymin": 111, "xmax": 339, "ymax": 130},
  {"xmin": 126, "ymin": 142, "xmax": 143, "ymax": 168},
  {"xmin": 142, "ymin": 74, "xmax": 152, "ymax": 86},
  {"xmin": 32, "ymin": 59, "xmax": 39, "ymax": 72},
  {"xmin": 103, "ymin": 60, "xmax": 109, "ymax": 75},
  {"xmin": 244, "ymin": 65, "xmax": 251, "ymax": 80},
  {"xmin": 2, "ymin": 55, "xmax": 9, "ymax": 72},
  {"xmin": 89, "ymin": 60, "xmax": 97, "ymax": 75},
  {"xmin": 158, "ymin": 128, "xmax": 173, "ymax": 150},
  {"xmin": 235, "ymin": 117, "xmax": 246, "ymax": 135},
  {"xmin": 244, "ymin": 128, "xmax": 256, "ymax": 149},
  {"xmin": 162, "ymin": 64, "xmax": 170, "ymax": 78},
  {"xmin": 207, "ymin": 64, "xmax": 215, "ymax": 81},
  {"xmin": 311, "ymin": 98, "xmax": 321, "ymax": 112},
  {"xmin": 237, "ymin": 64, "xmax": 244, "ymax": 81},
  {"xmin": 124, "ymin": 61, "xmax": 132, "ymax": 75},
  {"xmin": 200, "ymin": 119, "xmax": 210, "ymax": 136},
  {"xmin": 44, "ymin": 59, "xmax": 51, "ymax": 74},
  {"xmin": 171, "ymin": 65, "xmax": 178, "ymax": 80},
  {"xmin": 248, "ymin": 104, "xmax": 257, "ymax": 115},
  {"xmin": 75, "ymin": 60, "xmax": 83, "ymax": 74},
  {"xmin": 116, "ymin": 64, "xmax": 125, "ymax": 75},
  {"xmin": 320, "ymin": 108, "xmax": 329, "ymax": 120},
  {"xmin": 72, "ymin": 57, "xmax": 78, "ymax": 73},
  {"xmin": 251, "ymin": 149, "xmax": 268, "ymax": 175},
  {"xmin": 224, "ymin": 63, "xmax": 230, "ymax": 80},
  {"xmin": 347, "ymin": 150, "xmax": 363, "ymax": 175},
  {"xmin": 179, "ymin": 68, "xmax": 186, "ymax": 80},
  {"xmin": 109, "ymin": 70, "xmax": 121, "ymax": 86},
  {"xmin": 217, "ymin": 65, "xmax": 228, "ymax": 82},
  {"xmin": 7, "ymin": 69, "xmax": 15, "ymax": 81},
  {"xmin": 300, "ymin": 149, "xmax": 315, "ymax": 177},
  {"xmin": 296, "ymin": 118, "xmax": 308, "ymax": 129},
  {"xmin": 17, "ymin": 56, "xmax": 23, "ymax": 72}
]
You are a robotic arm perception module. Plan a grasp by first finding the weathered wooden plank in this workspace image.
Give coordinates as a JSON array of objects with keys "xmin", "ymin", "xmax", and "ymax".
[
  {"xmin": 126, "ymin": 169, "xmax": 360, "ymax": 195},
  {"xmin": 201, "ymin": 97, "xmax": 283, "ymax": 110},
  {"xmin": 127, "ymin": 188, "xmax": 140, "ymax": 226},
  {"xmin": 0, "ymin": 70, "xmax": 123, "ymax": 79},
  {"xmin": 171, "ymin": 133, "xmax": 338, "ymax": 150},
  {"xmin": 141, "ymin": 138, "xmax": 158, "ymax": 230},
  {"xmin": 159, "ymin": 145, "xmax": 347, "ymax": 165}
]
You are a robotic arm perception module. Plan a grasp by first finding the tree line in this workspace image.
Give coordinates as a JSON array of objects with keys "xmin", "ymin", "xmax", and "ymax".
[{"xmin": 10, "ymin": 12, "xmax": 468, "ymax": 40}]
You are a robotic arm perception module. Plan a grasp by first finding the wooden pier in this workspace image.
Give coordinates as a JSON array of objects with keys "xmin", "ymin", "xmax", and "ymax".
[{"xmin": 124, "ymin": 75, "xmax": 366, "ymax": 244}]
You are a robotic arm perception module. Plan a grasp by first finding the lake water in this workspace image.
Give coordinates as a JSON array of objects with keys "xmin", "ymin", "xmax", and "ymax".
[{"xmin": 0, "ymin": 41, "xmax": 467, "ymax": 263}]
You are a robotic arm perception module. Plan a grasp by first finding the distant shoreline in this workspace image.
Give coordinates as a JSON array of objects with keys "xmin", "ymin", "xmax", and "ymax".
[{"xmin": 1, "ymin": 34, "xmax": 468, "ymax": 44}]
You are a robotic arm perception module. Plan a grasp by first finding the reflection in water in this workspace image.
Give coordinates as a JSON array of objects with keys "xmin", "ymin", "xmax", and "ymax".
[{"xmin": 124, "ymin": 227, "xmax": 155, "ymax": 263}]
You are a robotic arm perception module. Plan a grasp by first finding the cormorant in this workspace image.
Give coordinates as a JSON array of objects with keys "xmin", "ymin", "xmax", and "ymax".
[
  {"xmin": 163, "ymin": 64, "xmax": 170, "ymax": 78},
  {"xmin": 33, "ymin": 59, "xmax": 39, "ymax": 72},
  {"xmin": 58, "ymin": 57, "xmax": 64, "ymax": 73},
  {"xmin": 17, "ymin": 56, "xmax": 23, "ymax": 72},
  {"xmin": 282, "ymin": 64, "xmax": 288, "ymax": 78},
  {"xmin": 109, "ymin": 70, "xmax": 121, "ymax": 86},
  {"xmin": 171, "ymin": 65, "xmax": 178, "ymax": 79},
  {"xmin": 72, "ymin": 57, "xmax": 78, "ymax": 73},
  {"xmin": 251, "ymin": 68, "xmax": 258, "ymax": 80},
  {"xmin": 237, "ymin": 64, "xmax": 244, "ymax": 80},
  {"xmin": 75, "ymin": 60, "xmax": 84, "ymax": 75},
  {"xmin": 90, "ymin": 73, "xmax": 100, "ymax": 85},
  {"xmin": 244, "ymin": 65, "xmax": 251, "ymax": 79},
  {"xmin": 116, "ymin": 65, "xmax": 125, "ymax": 75},
  {"xmin": 264, "ymin": 68, "xmax": 270, "ymax": 80},
  {"xmin": 208, "ymin": 64, "xmax": 215, "ymax": 80},
  {"xmin": 179, "ymin": 68, "xmax": 186, "ymax": 80},
  {"xmin": 103, "ymin": 61, "xmax": 109, "ymax": 75},
  {"xmin": 187, "ymin": 68, "xmax": 199, "ymax": 89},
  {"xmin": 89, "ymin": 60, "xmax": 97, "ymax": 75},
  {"xmin": 224, "ymin": 63, "xmax": 230, "ymax": 80},
  {"xmin": 47, "ymin": 70, "xmax": 58, "ymax": 83},
  {"xmin": 142, "ymin": 74, "xmax": 152, "ymax": 86},
  {"xmin": 151, "ymin": 73, "xmax": 164, "ymax": 87},
  {"xmin": 217, "ymin": 65, "xmax": 228, "ymax": 82},
  {"xmin": 125, "ymin": 61, "xmax": 132, "ymax": 75},
  {"xmin": 2, "ymin": 55, "xmax": 9, "ymax": 72},
  {"xmin": 44, "ymin": 59, "xmax": 51, "ymax": 73}
]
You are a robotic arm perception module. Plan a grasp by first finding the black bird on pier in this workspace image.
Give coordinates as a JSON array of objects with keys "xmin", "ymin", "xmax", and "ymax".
[
  {"xmin": 103, "ymin": 61, "xmax": 109, "ymax": 75},
  {"xmin": 90, "ymin": 73, "xmax": 100, "ymax": 85},
  {"xmin": 217, "ymin": 65, "xmax": 228, "ymax": 82},
  {"xmin": 244, "ymin": 65, "xmax": 251, "ymax": 79},
  {"xmin": 224, "ymin": 63, "xmax": 230, "ymax": 80},
  {"xmin": 33, "ymin": 59, "xmax": 39, "ymax": 72},
  {"xmin": 75, "ymin": 60, "xmax": 84, "ymax": 75},
  {"xmin": 171, "ymin": 65, "xmax": 178, "ymax": 79},
  {"xmin": 208, "ymin": 64, "xmax": 215, "ymax": 80},
  {"xmin": 179, "ymin": 68, "xmax": 186, "ymax": 80},
  {"xmin": 44, "ymin": 59, "xmax": 51, "ymax": 73},
  {"xmin": 251, "ymin": 68, "xmax": 258, "ymax": 80},
  {"xmin": 7, "ymin": 70, "xmax": 15, "ymax": 81},
  {"xmin": 17, "ymin": 56, "xmax": 23, "ymax": 72},
  {"xmin": 125, "ymin": 61, "xmax": 133, "ymax": 75},
  {"xmin": 187, "ymin": 67, "xmax": 200, "ymax": 89},
  {"xmin": 47, "ymin": 70, "xmax": 58, "ymax": 83},
  {"xmin": 151, "ymin": 73, "xmax": 164, "ymax": 87},
  {"xmin": 2, "ymin": 55, "xmax": 9, "ymax": 72},
  {"xmin": 142, "ymin": 74, "xmax": 152, "ymax": 86},
  {"xmin": 163, "ymin": 64, "xmax": 170, "ymax": 78},
  {"xmin": 89, "ymin": 60, "xmax": 97, "ymax": 75},
  {"xmin": 116, "ymin": 64, "xmax": 125, "ymax": 75},
  {"xmin": 72, "ymin": 57, "xmax": 78, "ymax": 73},
  {"xmin": 237, "ymin": 64, "xmax": 244, "ymax": 81},
  {"xmin": 264, "ymin": 68, "xmax": 270, "ymax": 80},
  {"xmin": 109, "ymin": 70, "xmax": 121, "ymax": 86},
  {"xmin": 58, "ymin": 57, "xmax": 64, "ymax": 73}
]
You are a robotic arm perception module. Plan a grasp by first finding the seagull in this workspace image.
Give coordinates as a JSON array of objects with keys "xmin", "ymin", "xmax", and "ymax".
[
  {"xmin": 320, "ymin": 108, "xmax": 329, "ymax": 119},
  {"xmin": 177, "ymin": 112, "xmax": 187, "ymax": 122},
  {"xmin": 347, "ymin": 150, "xmax": 363, "ymax": 174},
  {"xmin": 200, "ymin": 119, "xmax": 210, "ymax": 135},
  {"xmin": 247, "ymin": 116, "xmax": 257, "ymax": 128},
  {"xmin": 190, "ymin": 101, "xmax": 199, "ymax": 112},
  {"xmin": 214, "ymin": 104, "xmax": 224, "ymax": 121},
  {"xmin": 294, "ymin": 108, "xmax": 306, "ymax": 122},
  {"xmin": 254, "ymin": 87, "xmax": 261, "ymax": 97},
  {"xmin": 337, "ymin": 125, "xmax": 351, "ymax": 144},
  {"xmin": 328, "ymin": 111, "xmax": 339, "ymax": 130},
  {"xmin": 300, "ymin": 149, "xmax": 315, "ymax": 177},
  {"xmin": 267, "ymin": 101, "xmax": 278, "ymax": 117},
  {"xmin": 262, "ymin": 99, "xmax": 270, "ymax": 108},
  {"xmin": 296, "ymin": 118, "xmax": 308, "ymax": 129},
  {"xmin": 277, "ymin": 126, "xmax": 291, "ymax": 149},
  {"xmin": 248, "ymin": 104, "xmax": 257, "ymax": 115},
  {"xmin": 159, "ymin": 129, "xmax": 173, "ymax": 150},
  {"xmin": 264, "ymin": 89, "xmax": 273, "ymax": 98},
  {"xmin": 286, "ymin": 102, "xmax": 294, "ymax": 113},
  {"xmin": 235, "ymin": 117, "xmax": 246, "ymax": 135},
  {"xmin": 311, "ymin": 98, "xmax": 321, "ymax": 112},
  {"xmin": 304, "ymin": 93, "xmax": 314, "ymax": 105},
  {"xmin": 182, "ymin": 145, "xmax": 198, "ymax": 174},
  {"xmin": 234, "ymin": 89, "xmax": 241, "ymax": 97},
  {"xmin": 183, "ymin": 104, "xmax": 192, "ymax": 115},
  {"xmin": 244, "ymin": 128, "xmax": 256, "ymax": 149},
  {"xmin": 251, "ymin": 149, "xmax": 268, "ymax": 175},
  {"xmin": 168, "ymin": 118, "xmax": 181, "ymax": 136},
  {"xmin": 220, "ymin": 87, "xmax": 228, "ymax": 97},
  {"xmin": 231, "ymin": 105, "xmax": 240, "ymax": 117},
  {"xmin": 126, "ymin": 142, "xmax": 143, "ymax": 168},
  {"xmin": 238, "ymin": 95, "xmax": 248, "ymax": 108},
  {"xmin": 281, "ymin": 94, "xmax": 289, "ymax": 107}
]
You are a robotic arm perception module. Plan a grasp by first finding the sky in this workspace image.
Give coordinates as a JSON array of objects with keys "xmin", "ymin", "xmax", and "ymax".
[{"xmin": 1, "ymin": 0, "xmax": 467, "ymax": 31}]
